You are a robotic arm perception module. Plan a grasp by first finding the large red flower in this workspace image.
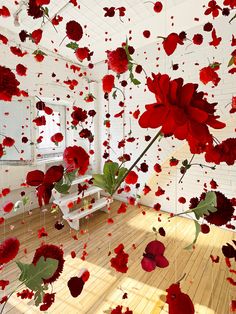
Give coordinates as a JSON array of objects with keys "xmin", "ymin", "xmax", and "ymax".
[
  {"xmin": 63, "ymin": 146, "xmax": 90, "ymax": 174},
  {"xmin": 32, "ymin": 244, "xmax": 64, "ymax": 284},
  {"xmin": 66, "ymin": 21, "xmax": 83, "ymax": 41},
  {"xmin": 107, "ymin": 48, "xmax": 129, "ymax": 74},
  {"xmin": 0, "ymin": 237, "xmax": 20, "ymax": 264},
  {"xmin": 0, "ymin": 66, "xmax": 21, "ymax": 101},
  {"xmin": 138, "ymin": 73, "xmax": 225, "ymax": 154},
  {"xmin": 205, "ymin": 138, "xmax": 236, "ymax": 165}
]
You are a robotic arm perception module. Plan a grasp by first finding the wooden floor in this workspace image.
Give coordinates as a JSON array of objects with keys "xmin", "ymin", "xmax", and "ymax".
[{"xmin": 0, "ymin": 200, "xmax": 235, "ymax": 314}]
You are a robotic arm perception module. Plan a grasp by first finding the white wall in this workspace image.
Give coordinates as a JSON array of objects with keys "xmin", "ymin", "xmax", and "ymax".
[{"xmin": 92, "ymin": 16, "xmax": 236, "ymax": 228}]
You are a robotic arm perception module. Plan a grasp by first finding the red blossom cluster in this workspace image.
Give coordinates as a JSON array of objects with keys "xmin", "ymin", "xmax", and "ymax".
[{"xmin": 110, "ymin": 244, "xmax": 129, "ymax": 273}]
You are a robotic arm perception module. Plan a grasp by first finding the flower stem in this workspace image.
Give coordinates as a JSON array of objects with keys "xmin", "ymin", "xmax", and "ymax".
[{"xmin": 111, "ymin": 131, "xmax": 162, "ymax": 195}]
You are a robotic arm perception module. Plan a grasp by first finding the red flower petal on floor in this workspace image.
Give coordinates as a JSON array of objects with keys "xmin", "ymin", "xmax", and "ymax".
[
  {"xmin": 31, "ymin": 29, "xmax": 43, "ymax": 44},
  {"xmin": 107, "ymin": 47, "xmax": 129, "ymax": 74},
  {"xmin": 0, "ymin": 237, "xmax": 20, "ymax": 264},
  {"xmin": 117, "ymin": 202, "xmax": 127, "ymax": 214},
  {"xmin": 37, "ymin": 227, "xmax": 48, "ymax": 238},
  {"xmin": 0, "ymin": 66, "xmax": 21, "ymax": 101},
  {"xmin": 0, "ymin": 6, "xmax": 10, "ymax": 17},
  {"xmin": 102, "ymin": 74, "xmax": 115, "ymax": 93},
  {"xmin": 125, "ymin": 171, "xmax": 138, "ymax": 184},
  {"xmin": 66, "ymin": 21, "xmax": 83, "ymax": 41},
  {"xmin": 2, "ymin": 137, "xmax": 15, "ymax": 147},
  {"xmin": 16, "ymin": 64, "xmax": 27, "ymax": 76},
  {"xmin": 162, "ymin": 33, "xmax": 184, "ymax": 56},
  {"xmin": 32, "ymin": 244, "xmax": 64, "ymax": 284},
  {"xmin": 166, "ymin": 282, "xmax": 194, "ymax": 314},
  {"xmin": 0, "ymin": 280, "xmax": 9, "ymax": 290},
  {"xmin": 63, "ymin": 146, "xmax": 90, "ymax": 174},
  {"xmin": 26, "ymin": 170, "xmax": 44, "ymax": 186},
  {"xmin": 2, "ymin": 202, "xmax": 14, "ymax": 213},
  {"xmin": 110, "ymin": 244, "xmax": 129, "ymax": 273}
]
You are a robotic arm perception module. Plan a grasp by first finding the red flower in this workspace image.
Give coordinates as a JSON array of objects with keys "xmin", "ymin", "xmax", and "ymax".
[
  {"xmin": 67, "ymin": 269, "xmax": 90, "ymax": 297},
  {"xmin": 44, "ymin": 165, "xmax": 64, "ymax": 184},
  {"xmin": 16, "ymin": 64, "xmax": 27, "ymax": 76},
  {"xmin": 2, "ymin": 137, "xmax": 15, "ymax": 147},
  {"xmin": 75, "ymin": 47, "xmax": 89, "ymax": 61},
  {"xmin": 110, "ymin": 244, "xmax": 129, "ymax": 273},
  {"xmin": 209, "ymin": 28, "xmax": 222, "ymax": 47},
  {"xmin": 39, "ymin": 293, "xmax": 55, "ymax": 311},
  {"xmin": 34, "ymin": 52, "xmax": 45, "ymax": 62},
  {"xmin": 36, "ymin": 0, "xmax": 50, "ymax": 5},
  {"xmin": 138, "ymin": 73, "xmax": 225, "ymax": 154},
  {"xmin": 102, "ymin": 74, "xmax": 115, "ymax": 93},
  {"xmin": 0, "ymin": 237, "xmax": 20, "ymax": 264},
  {"xmin": 204, "ymin": 1, "xmax": 222, "ymax": 18},
  {"xmin": 52, "ymin": 15, "xmax": 63, "ymax": 26},
  {"xmin": 154, "ymin": 2, "xmax": 163, "ymax": 13},
  {"xmin": 84, "ymin": 94, "xmax": 95, "ymax": 102},
  {"xmin": 51, "ymin": 132, "xmax": 64, "ymax": 144},
  {"xmin": 141, "ymin": 240, "xmax": 169, "ymax": 272},
  {"xmin": 0, "ymin": 66, "xmax": 21, "ymax": 101},
  {"xmin": 17, "ymin": 289, "xmax": 34, "ymax": 299},
  {"xmin": 166, "ymin": 282, "xmax": 194, "ymax": 314},
  {"xmin": 192, "ymin": 34, "xmax": 203, "ymax": 45},
  {"xmin": 111, "ymin": 306, "xmax": 133, "ymax": 314},
  {"xmin": 162, "ymin": 33, "xmax": 184, "ymax": 56},
  {"xmin": 66, "ymin": 21, "xmax": 83, "ymax": 41},
  {"xmin": 10, "ymin": 46, "xmax": 27, "ymax": 57},
  {"xmin": 170, "ymin": 157, "xmax": 179, "ymax": 166},
  {"xmin": 190, "ymin": 191, "xmax": 235, "ymax": 226},
  {"xmin": 199, "ymin": 65, "xmax": 220, "ymax": 86},
  {"xmin": 107, "ymin": 47, "xmax": 129, "ymax": 74},
  {"xmin": 63, "ymin": 146, "xmax": 89, "ymax": 174},
  {"xmin": 0, "ymin": 280, "xmax": 9, "ymax": 290},
  {"xmin": 32, "ymin": 244, "xmax": 64, "ymax": 284},
  {"xmin": 224, "ymin": 0, "xmax": 236, "ymax": 8},
  {"xmin": 0, "ymin": 6, "xmax": 10, "ymax": 17},
  {"xmin": 125, "ymin": 171, "xmax": 138, "ymax": 184},
  {"xmin": 36, "ymin": 183, "xmax": 53, "ymax": 206},
  {"xmin": 205, "ymin": 138, "xmax": 236, "ymax": 165},
  {"xmin": 26, "ymin": 170, "xmax": 44, "ymax": 186},
  {"xmin": 31, "ymin": 29, "xmax": 43, "ymax": 44},
  {"xmin": 2, "ymin": 202, "xmax": 14, "ymax": 213},
  {"xmin": 33, "ymin": 116, "xmax": 46, "ymax": 126},
  {"xmin": 28, "ymin": 0, "xmax": 43, "ymax": 19},
  {"xmin": 117, "ymin": 202, "xmax": 127, "ymax": 214},
  {"xmin": 0, "ymin": 34, "xmax": 8, "ymax": 44},
  {"xmin": 38, "ymin": 227, "xmax": 48, "ymax": 238}
]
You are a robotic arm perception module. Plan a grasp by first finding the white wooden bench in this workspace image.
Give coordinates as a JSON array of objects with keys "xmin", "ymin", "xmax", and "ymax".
[{"xmin": 52, "ymin": 174, "xmax": 111, "ymax": 230}]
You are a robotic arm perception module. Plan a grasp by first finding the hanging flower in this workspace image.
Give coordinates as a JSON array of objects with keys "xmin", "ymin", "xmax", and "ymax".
[
  {"xmin": 66, "ymin": 21, "xmax": 83, "ymax": 42},
  {"xmin": 51, "ymin": 133, "xmax": 64, "ymax": 145},
  {"xmin": 141, "ymin": 240, "xmax": 169, "ymax": 272},
  {"xmin": 75, "ymin": 47, "xmax": 90, "ymax": 61},
  {"xmin": 224, "ymin": 0, "xmax": 236, "ymax": 8},
  {"xmin": 63, "ymin": 146, "xmax": 90, "ymax": 174},
  {"xmin": 16, "ymin": 64, "xmax": 27, "ymax": 76},
  {"xmin": 205, "ymin": 138, "xmax": 236, "ymax": 165},
  {"xmin": 0, "ymin": 237, "xmax": 20, "ymax": 264},
  {"xmin": 162, "ymin": 33, "xmax": 184, "ymax": 56},
  {"xmin": 27, "ymin": 0, "xmax": 44, "ymax": 19},
  {"xmin": 138, "ymin": 73, "xmax": 225, "ymax": 154},
  {"xmin": 124, "ymin": 171, "xmax": 138, "ymax": 184},
  {"xmin": 199, "ymin": 62, "xmax": 221, "ymax": 86},
  {"xmin": 110, "ymin": 244, "xmax": 129, "ymax": 273},
  {"xmin": 31, "ymin": 29, "xmax": 43, "ymax": 44},
  {"xmin": 107, "ymin": 47, "xmax": 129, "ymax": 74},
  {"xmin": 102, "ymin": 74, "xmax": 115, "ymax": 93},
  {"xmin": 0, "ymin": 66, "xmax": 21, "ymax": 101},
  {"xmin": 2, "ymin": 137, "xmax": 15, "ymax": 147},
  {"xmin": 71, "ymin": 107, "xmax": 87, "ymax": 126},
  {"xmin": 204, "ymin": 1, "xmax": 222, "ymax": 18},
  {"xmin": 32, "ymin": 244, "xmax": 64, "ymax": 284}
]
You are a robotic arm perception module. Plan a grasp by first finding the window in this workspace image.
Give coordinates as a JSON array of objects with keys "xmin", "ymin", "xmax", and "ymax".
[{"xmin": 36, "ymin": 103, "xmax": 66, "ymax": 158}]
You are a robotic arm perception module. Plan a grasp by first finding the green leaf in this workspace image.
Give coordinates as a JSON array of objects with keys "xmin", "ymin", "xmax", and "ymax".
[
  {"xmin": 112, "ymin": 90, "xmax": 117, "ymax": 99},
  {"xmin": 65, "ymin": 170, "xmax": 77, "ymax": 184},
  {"xmin": 182, "ymin": 159, "xmax": 188, "ymax": 167},
  {"xmin": 116, "ymin": 167, "xmax": 127, "ymax": 185},
  {"xmin": 54, "ymin": 182, "xmax": 70, "ymax": 194},
  {"xmin": 93, "ymin": 174, "xmax": 108, "ymax": 191},
  {"xmin": 192, "ymin": 191, "xmax": 217, "ymax": 220},
  {"xmin": 43, "ymin": 7, "xmax": 49, "ymax": 17},
  {"xmin": 22, "ymin": 196, "xmax": 29, "ymax": 206},
  {"xmin": 16, "ymin": 256, "xmax": 58, "ymax": 292},
  {"xmin": 132, "ymin": 78, "xmax": 141, "ymax": 85},
  {"xmin": 66, "ymin": 42, "xmax": 79, "ymax": 50},
  {"xmin": 228, "ymin": 56, "xmax": 235, "ymax": 67},
  {"xmin": 184, "ymin": 220, "xmax": 201, "ymax": 250}
]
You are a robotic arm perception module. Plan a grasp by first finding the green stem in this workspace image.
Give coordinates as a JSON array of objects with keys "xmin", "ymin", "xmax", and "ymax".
[
  {"xmin": 111, "ymin": 131, "xmax": 162, "ymax": 195},
  {"xmin": 114, "ymin": 87, "xmax": 125, "ymax": 100}
]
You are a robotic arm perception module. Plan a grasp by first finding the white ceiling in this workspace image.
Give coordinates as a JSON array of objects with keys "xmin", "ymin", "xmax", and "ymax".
[{"xmin": 0, "ymin": 0, "xmax": 209, "ymax": 64}]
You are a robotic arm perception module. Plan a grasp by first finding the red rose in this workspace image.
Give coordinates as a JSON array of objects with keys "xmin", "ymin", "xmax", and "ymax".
[
  {"xmin": 0, "ymin": 66, "xmax": 20, "ymax": 101},
  {"xmin": 63, "ymin": 146, "xmax": 90, "ymax": 174},
  {"xmin": 31, "ymin": 29, "xmax": 42, "ymax": 44},
  {"xmin": 75, "ymin": 47, "xmax": 89, "ymax": 61},
  {"xmin": 0, "ymin": 237, "xmax": 20, "ymax": 264},
  {"xmin": 102, "ymin": 74, "xmax": 115, "ymax": 93},
  {"xmin": 125, "ymin": 171, "xmax": 138, "ymax": 184},
  {"xmin": 51, "ymin": 132, "xmax": 64, "ymax": 144},
  {"xmin": 200, "ymin": 66, "xmax": 220, "ymax": 86},
  {"xmin": 66, "ymin": 21, "xmax": 83, "ymax": 41},
  {"xmin": 3, "ymin": 137, "xmax": 15, "ymax": 147},
  {"xmin": 16, "ymin": 64, "xmax": 27, "ymax": 76},
  {"xmin": 139, "ymin": 73, "xmax": 225, "ymax": 154},
  {"xmin": 26, "ymin": 170, "xmax": 44, "ymax": 186},
  {"xmin": 162, "ymin": 33, "xmax": 184, "ymax": 56},
  {"xmin": 107, "ymin": 47, "xmax": 129, "ymax": 74},
  {"xmin": 205, "ymin": 138, "xmax": 236, "ymax": 165}
]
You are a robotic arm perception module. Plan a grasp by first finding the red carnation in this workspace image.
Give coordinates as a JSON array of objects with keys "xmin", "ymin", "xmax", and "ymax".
[
  {"xmin": 138, "ymin": 73, "xmax": 225, "ymax": 154},
  {"xmin": 31, "ymin": 29, "xmax": 43, "ymax": 44},
  {"xmin": 192, "ymin": 34, "xmax": 203, "ymax": 45},
  {"xmin": 63, "ymin": 146, "xmax": 90, "ymax": 174},
  {"xmin": 51, "ymin": 132, "xmax": 64, "ymax": 144},
  {"xmin": 141, "ymin": 240, "xmax": 169, "ymax": 272},
  {"xmin": 125, "ymin": 171, "xmax": 138, "ymax": 185},
  {"xmin": 162, "ymin": 33, "xmax": 184, "ymax": 56},
  {"xmin": 75, "ymin": 47, "xmax": 89, "ymax": 61},
  {"xmin": 0, "ymin": 237, "xmax": 20, "ymax": 264},
  {"xmin": 102, "ymin": 74, "xmax": 115, "ymax": 93},
  {"xmin": 107, "ymin": 47, "xmax": 129, "ymax": 74},
  {"xmin": 26, "ymin": 170, "xmax": 44, "ymax": 186},
  {"xmin": 3, "ymin": 137, "xmax": 15, "ymax": 147},
  {"xmin": 200, "ymin": 65, "xmax": 220, "ymax": 86},
  {"xmin": 27, "ymin": 0, "xmax": 43, "ymax": 19},
  {"xmin": 66, "ymin": 21, "xmax": 83, "ymax": 42},
  {"xmin": 205, "ymin": 138, "xmax": 236, "ymax": 165},
  {"xmin": 71, "ymin": 107, "xmax": 87, "ymax": 126},
  {"xmin": 0, "ymin": 66, "xmax": 21, "ymax": 101},
  {"xmin": 110, "ymin": 244, "xmax": 129, "ymax": 273},
  {"xmin": 16, "ymin": 64, "xmax": 27, "ymax": 76},
  {"xmin": 32, "ymin": 244, "xmax": 64, "ymax": 284}
]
